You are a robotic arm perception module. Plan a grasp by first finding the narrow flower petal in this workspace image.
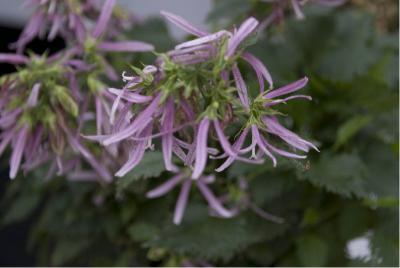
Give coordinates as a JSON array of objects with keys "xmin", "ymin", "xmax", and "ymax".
[
  {"xmin": 9, "ymin": 125, "xmax": 29, "ymax": 179},
  {"xmin": 24, "ymin": 126, "xmax": 43, "ymax": 162},
  {"xmin": 95, "ymin": 97, "xmax": 103, "ymax": 135},
  {"xmin": 114, "ymin": 123, "xmax": 153, "ymax": 177},
  {"xmin": 232, "ymin": 64, "xmax": 250, "ymax": 109},
  {"xmin": 103, "ymin": 94, "xmax": 161, "ymax": 146},
  {"xmin": 62, "ymin": 123, "xmax": 113, "ymax": 183},
  {"xmin": 175, "ymin": 30, "xmax": 231, "ymax": 50},
  {"xmin": 109, "ymin": 88, "xmax": 125, "ymax": 125},
  {"xmin": 251, "ymin": 125, "xmax": 277, "ymax": 166},
  {"xmin": 73, "ymin": 14, "xmax": 86, "ymax": 44},
  {"xmin": 114, "ymin": 139, "xmax": 147, "ymax": 177},
  {"xmin": 266, "ymin": 95, "xmax": 312, "ymax": 106},
  {"xmin": 174, "ymin": 138, "xmax": 218, "ymax": 155},
  {"xmin": 98, "ymin": 41, "xmax": 154, "ymax": 52},
  {"xmin": 263, "ymin": 116, "xmax": 319, "ymax": 152},
  {"xmin": 290, "ymin": 0, "xmax": 305, "ymax": 20},
  {"xmin": 161, "ymin": 10, "xmax": 208, "ymax": 37},
  {"xmin": 215, "ymin": 128, "xmax": 249, "ymax": 172},
  {"xmin": 173, "ymin": 179, "xmax": 192, "ymax": 225},
  {"xmin": 213, "ymin": 120, "xmax": 259, "ymax": 162},
  {"xmin": 108, "ymin": 88, "xmax": 153, "ymax": 103},
  {"xmin": 265, "ymin": 77, "xmax": 309, "ymax": 99},
  {"xmin": 213, "ymin": 121, "xmax": 264, "ymax": 166},
  {"xmin": 0, "ymin": 108, "xmax": 22, "ymax": 128},
  {"xmin": 192, "ymin": 117, "xmax": 210, "ymax": 179},
  {"xmin": 11, "ymin": 11, "xmax": 44, "ymax": 53},
  {"xmin": 242, "ymin": 52, "xmax": 273, "ymax": 91},
  {"xmin": 168, "ymin": 44, "xmax": 213, "ymax": 57},
  {"xmin": 162, "ymin": 97, "xmax": 178, "ymax": 171},
  {"xmin": 27, "ymin": 83, "xmax": 41, "ymax": 107},
  {"xmin": 67, "ymin": 72, "xmax": 83, "ymax": 101},
  {"xmin": 0, "ymin": 53, "xmax": 29, "ymax": 64},
  {"xmin": 173, "ymin": 143, "xmax": 188, "ymax": 163},
  {"xmin": 226, "ymin": 17, "xmax": 259, "ymax": 58},
  {"xmin": 196, "ymin": 179, "xmax": 234, "ymax": 218},
  {"xmin": 91, "ymin": 0, "xmax": 116, "ymax": 38},
  {"xmin": 146, "ymin": 174, "xmax": 184, "ymax": 198},
  {"xmin": 103, "ymin": 58, "xmax": 119, "ymax": 81},
  {"xmin": 82, "ymin": 134, "xmax": 109, "ymax": 143},
  {"xmin": 47, "ymin": 14, "xmax": 62, "ymax": 41},
  {"xmin": 265, "ymin": 141, "xmax": 307, "ymax": 159}
]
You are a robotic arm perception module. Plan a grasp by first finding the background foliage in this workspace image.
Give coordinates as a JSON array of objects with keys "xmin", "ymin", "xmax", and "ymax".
[{"xmin": 0, "ymin": 1, "xmax": 398, "ymax": 266}]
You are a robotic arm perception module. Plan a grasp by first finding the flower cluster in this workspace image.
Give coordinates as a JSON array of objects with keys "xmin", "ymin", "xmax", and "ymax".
[
  {"xmin": 0, "ymin": 0, "xmax": 153, "ymax": 181},
  {"xmin": 1, "ymin": 0, "xmax": 321, "ymax": 225},
  {"xmin": 86, "ymin": 11, "xmax": 318, "ymax": 223}
]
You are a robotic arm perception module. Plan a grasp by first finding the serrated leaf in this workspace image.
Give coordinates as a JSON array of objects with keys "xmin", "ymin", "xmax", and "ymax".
[
  {"xmin": 313, "ymin": 10, "xmax": 379, "ymax": 81},
  {"xmin": 361, "ymin": 142, "xmax": 399, "ymax": 200},
  {"xmin": 116, "ymin": 152, "xmax": 165, "ymax": 193},
  {"xmin": 145, "ymin": 203, "xmax": 287, "ymax": 262},
  {"xmin": 300, "ymin": 153, "xmax": 369, "ymax": 198}
]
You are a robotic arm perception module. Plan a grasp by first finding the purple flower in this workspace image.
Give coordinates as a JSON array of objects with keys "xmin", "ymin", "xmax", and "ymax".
[
  {"xmin": 161, "ymin": 12, "xmax": 273, "ymax": 93},
  {"xmin": 94, "ymin": 12, "xmax": 317, "ymax": 183},
  {"xmin": 234, "ymin": 77, "xmax": 318, "ymax": 166},
  {"xmin": 0, "ymin": 53, "xmax": 114, "ymax": 181}
]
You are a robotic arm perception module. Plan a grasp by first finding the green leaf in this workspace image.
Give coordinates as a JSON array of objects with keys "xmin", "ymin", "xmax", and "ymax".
[
  {"xmin": 296, "ymin": 234, "xmax": 329, "ymax": 267},
  {"xmin": 361, "ymin": 142, "xmax": 399, "ymax": 201},
  {"xmin": 1, "ymin": 193, "xmax": 40, "ymax": 225},
  {"xmin": 313, "ymin": 10, "xmax": 379, "ymax": 81},
  {"xmin": 116, "ymin": 151, "xmax": 165, "ymax": 193},
  {"xmin": 368, "ymin": 210, "xmax": 399, "ymax": 267},
  {"xmin": 300, "ymin": 153, "xmax": 369, "ymax": 198},
  {"xmin": 334, "ymin": 115, "xmax": 372, "ymax": 148},
  {"xmin": 147, "ymin": 204, "xmax": 246, "ymax": 261}
]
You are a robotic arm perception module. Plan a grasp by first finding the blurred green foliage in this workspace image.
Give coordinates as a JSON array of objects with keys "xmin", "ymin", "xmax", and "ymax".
[{"xmin": 0, "ymin": 3, "xmax": 398, "ymax": 267}]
